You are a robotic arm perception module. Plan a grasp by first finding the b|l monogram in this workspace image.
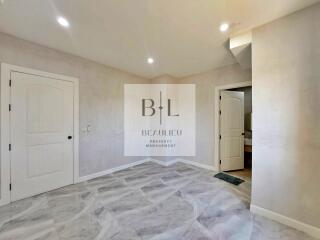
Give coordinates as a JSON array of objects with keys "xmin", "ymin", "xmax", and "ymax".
[{"xmin": 142, "ymin": 91, "xmax": 179, "ymax": 124}]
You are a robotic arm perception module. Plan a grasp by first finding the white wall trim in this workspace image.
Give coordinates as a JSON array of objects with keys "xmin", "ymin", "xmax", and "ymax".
[
  {"xmin": 73, "ymin": 77, "xmax": 80, "ymax": 183},
  {"xmin": 177, "ymin": 158, "xmax": 216, "ymax": 171},
  {"xmin": 148, "ymin": 158, "xmax": 216, "ymax": 171},
  {"xmin": 78, "ymin": 158, "xmax": 151, "ymax": 182},
  {"xmin": 149, "ymin": 158, "xmax": 178, "ymax": 166},
  {"xmin": 0, "ymin": 64, "xmax": 12, "ymax": 206},
  {"xmin": 251, "ymin": 204, "xmax": 320, "ymax": 239},
  {"xmin": 0, "ymin": 63, "xmax": 80, "ymax": 206},
  {"xmin": 214, "ymin": 81, "xmax": 252, "ymax": 172},
  {"xmin": 78, "ymin": 158, "xmax": 216, "ymax": 183}
]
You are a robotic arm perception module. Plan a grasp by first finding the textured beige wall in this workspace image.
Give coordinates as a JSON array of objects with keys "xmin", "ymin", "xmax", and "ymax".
[
  {"xmin": 178, "ymin": 65, "xmax": 252, "ymax": 167},
  {"xmin": 149, "ymin": 66, "xmax": 251, "ymax": 165},
  {"xmin": 149, "ymin": 75, "xmax": 179, "ymax": 162},
  {"xmin": 150, "ymin": 75, "xmax": 178, "ymax": 84},
  {"xmin": 0, "ymin": 32, "xmax": 149, "ymax": 177},
  {"xmin": 0, "ymin": 31, "xmax": 251, "ymax": 178},
  {"xmin": 252, "ymin": 3, "xmax": 320, "ymax": 227}
]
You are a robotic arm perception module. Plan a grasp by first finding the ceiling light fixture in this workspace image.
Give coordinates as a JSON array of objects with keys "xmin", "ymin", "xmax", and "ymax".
[
  {"xmin": 219, "ymin": 23, "xmax": 229, "ymax": 32},
  {"xmin": 147, "ymin": 58, "xmax": 154, "ymax": 64},
  {"xmin": 57, "ymin": 16, "xmax": 70, "ymax": 28}
]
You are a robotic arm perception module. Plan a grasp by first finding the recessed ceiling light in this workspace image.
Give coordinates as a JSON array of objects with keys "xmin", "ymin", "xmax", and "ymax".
[
  {"xmin": 219, "ymin": 23, "xmax": 229, "ymax": 32},
  {"xmin": 147, "ymin": 58, "xmax": 154, "ymax": 64},
  {"xmin": 57, "ymin": 16, "xmax": 70, "ymax": 28}
]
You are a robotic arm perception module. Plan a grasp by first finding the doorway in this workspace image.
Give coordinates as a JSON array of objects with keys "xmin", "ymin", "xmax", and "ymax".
[
  {"xmin": 0, "ymin": 64, "xmax": 79, "ymax": 206},
  {"xmin": 215, "ymin": 81, "xmax": 252, "ymax": 182}
]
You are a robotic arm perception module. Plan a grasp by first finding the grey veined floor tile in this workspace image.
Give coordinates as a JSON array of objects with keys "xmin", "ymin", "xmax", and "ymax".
[{"xmin": 0, "ymin": 162, "xmax": 316, "ymax": 240}]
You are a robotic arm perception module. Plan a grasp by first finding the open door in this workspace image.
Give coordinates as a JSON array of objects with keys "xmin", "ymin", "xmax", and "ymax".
[{"xmin": 220, "ymin": 91, "xmax": 244, "ymax": 171}]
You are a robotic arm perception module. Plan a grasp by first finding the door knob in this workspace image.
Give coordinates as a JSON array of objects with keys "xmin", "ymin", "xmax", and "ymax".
[
  {"xmin": 68, "ymin": 136, "xmax": 73, "ymax": 139},
  {"xmin": 241, "ymin": 133, "xmax": 245, "ymax": 136}
]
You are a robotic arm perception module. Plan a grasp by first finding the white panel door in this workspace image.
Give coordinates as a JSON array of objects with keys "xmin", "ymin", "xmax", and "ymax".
[
  {"xmin": 220, "ymin": 91, "xmax": 244, "ymax": 171},
  {"xmin": 10, "ymin": 72, "xmax": 74, "ymax": 201}
]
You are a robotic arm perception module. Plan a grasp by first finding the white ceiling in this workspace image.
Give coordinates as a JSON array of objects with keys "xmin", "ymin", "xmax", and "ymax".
[{"xmin": 0, "ymin": 0, "xmax": 319, "ymax": 78}]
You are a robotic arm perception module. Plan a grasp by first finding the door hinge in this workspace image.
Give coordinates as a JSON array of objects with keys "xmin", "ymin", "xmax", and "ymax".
[
  {"xmin": 219, "ymin": 95, "xmax": 221, "ymax": 100},
  {"xmin": 9, "ymin": 183, "xmax": 11, "ymax": 191},
  {"xmin": 9, "ymin": 144, "xmax": 11, "ymax": 151},
  {"xmin": 9, "ymin": 104, "xmax": 11, "ymax": 111},
  {"xmin": 219, "ymin": 135, "xmax": 221, "ymax": 140},
  {"xmin": 219, "ymin": 110, "xmax": 221, "ymax": 115},
  {"xmin": 219, "ymin": 160, "xmax": 222, "ymax": 165},
  {"xmin": 9, "ymin": 80, "xmax": 12, "ymax": 87}
]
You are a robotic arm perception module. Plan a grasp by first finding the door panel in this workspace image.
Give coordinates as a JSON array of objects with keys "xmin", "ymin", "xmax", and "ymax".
[
  {"xmin": 220, "ymin": 91, "xmax": 244, "ymax": 171},
  {"xmin": 224, "ymin": 136, "xmax": 242, "ymax": 158},
  {"xmin": 27, "ymin": 143, "xmax": 64, "ymax": 177},
  {"xmin": 11, "ymin": 71, "xmax": 74, "ymax": 201},
  {"xmin": 27, "ymin": 84, "xmax": 64, "ymax": 133}
]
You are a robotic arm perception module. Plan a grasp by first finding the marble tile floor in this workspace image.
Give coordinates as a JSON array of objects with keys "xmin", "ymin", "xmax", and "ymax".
[{"xmin": 0, "ymin": 162, "xmax": 316, "ymax": 240}]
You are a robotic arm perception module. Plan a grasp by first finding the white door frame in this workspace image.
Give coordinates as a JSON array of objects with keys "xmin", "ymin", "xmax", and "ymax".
[
  {"xmin": 0, "ymin": 63, "xmax": 79, "ymax": 206},
  {"xmin": 214, "ymin": 81, "xmax": 252, "ymax": 172}
]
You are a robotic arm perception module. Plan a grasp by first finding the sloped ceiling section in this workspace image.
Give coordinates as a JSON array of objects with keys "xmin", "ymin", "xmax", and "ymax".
[
  {"xmin": 230, "ymin": 32, "xmax": 252, "ymax": 70},
  {"xmin": 0, "ymin": 0, "xmax": 319, "ymax": 78}
]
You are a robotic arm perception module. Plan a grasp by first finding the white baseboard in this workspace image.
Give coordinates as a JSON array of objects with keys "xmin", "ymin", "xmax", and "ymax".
[
  {"xmin": 250, "ymin": 204, "xmax": 320, "ymax": 239},
  {"xmin": 78, "ymin": 158, "xmax": 150, "ymax": 182},
  {"xmin": 149, "ymin": 158, "xmax": 216, "ymax": 171},
  {"xmin": 176, "ymin": 158, "xmax": 217, "ymax": 171},
  {"xmin": 78, "ymin": 158, "xmax": 216, "ymax": 183},
  {"xmin": 149, "ymin": 158, "xmax": 178, "ymax": 166}
]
